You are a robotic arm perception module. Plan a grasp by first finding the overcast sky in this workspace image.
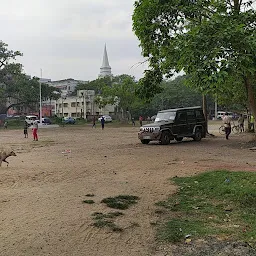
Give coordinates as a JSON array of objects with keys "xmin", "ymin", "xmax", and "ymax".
[{"xmin": 0, "ymin": 0, "xmax": 148, "ymax": 81}]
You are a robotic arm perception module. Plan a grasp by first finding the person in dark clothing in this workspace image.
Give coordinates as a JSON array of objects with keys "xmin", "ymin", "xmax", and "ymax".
[
  {"xmin": 223, "ymin": 112, "xmax": 231, "ymax": 140},
  {"xmin": 92, "ymin": 116, "xmax": 96, "ymax": 128},
  {"xmin": 132, "ymin": 117, "xmax": 135, "ymax": 126},
  {"xmin": 101, "ymin": 116, "xmax": 105, "ymax": 130},
  {"xmin": 24, "ymin": 121, "xmax": 29, "ymax": 138}
]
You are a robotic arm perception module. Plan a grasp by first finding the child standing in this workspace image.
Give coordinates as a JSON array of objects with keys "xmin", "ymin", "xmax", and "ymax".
[{"xmin": 24, "ymin": 121, "xmax": 29, "ymax": 138}]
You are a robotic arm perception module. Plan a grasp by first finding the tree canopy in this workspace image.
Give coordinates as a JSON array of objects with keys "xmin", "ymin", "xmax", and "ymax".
[
  {"xmin": 0, "ymin": 41, "xmax": 60, "ymax": 114},
  {"xmin": 132, "ymin": 0, "xmax": 256, "ymax": 118}
]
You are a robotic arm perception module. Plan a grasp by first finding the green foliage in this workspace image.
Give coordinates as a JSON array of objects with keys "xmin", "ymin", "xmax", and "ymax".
[
  {"xmin": 156, "ymin": 170, "xmax": 256, "ymax": 244},
  {"xmin": 91, "ymin": 212, "xmax": 124, "ymax": 232},
  {"xmin": 101, "ymin": 195, "xmax": 139, "ymax": 210},
  {"xmin": 132, "ymin": 0, "xmax": 256, "ymax": 116},
  {"xmin": 0, "ymin": 41, "xmax": 60, "ymax": 114},
  {"xmin": 82, "ymin": 200, "xmax": 95, "ymax": 204}
]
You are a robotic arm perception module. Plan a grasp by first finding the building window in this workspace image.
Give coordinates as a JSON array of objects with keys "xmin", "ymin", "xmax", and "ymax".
[
  {"xmin": 64, "ymin": 103, "xmax": 68, "ymax": 108},
  {"xmin": 71, "ymin": 102, "xmax": 76, "ymax": 107},
  {"xmin": 59, "ymin": 104, "xmax": 62, "ymax": 108},
  {"xmin": 77, "ymin": 102, "xmax": 80, "ymax": 107},
  {"xmin": 71, "ymin": 113, "xmax": 76, "ymax": 117}
]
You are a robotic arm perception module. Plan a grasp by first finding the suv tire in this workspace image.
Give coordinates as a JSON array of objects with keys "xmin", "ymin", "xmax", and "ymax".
[
  {"xmin": 141, "ymin": 139, "xmax": 150, "ymax": 144},
  {"xmin": 175, "ymin": 137, "xmax": 183, "ymax": 142},
  {"xmin": 193, "ymin": 128, "xmax": 202, "ymax": 141},
  {"xmin": 160, "ymin": 131, "xmax": 171, "ymax": 145}
]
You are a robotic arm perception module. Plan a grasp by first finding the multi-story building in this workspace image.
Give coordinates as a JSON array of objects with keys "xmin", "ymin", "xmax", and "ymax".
[
  {"xmin": 55, "ymin": 90, "xmax": 115, "ymax": 120},
  {"xmin": 47, "ymin": 78, "xmax": 88, "ymax": 96}
]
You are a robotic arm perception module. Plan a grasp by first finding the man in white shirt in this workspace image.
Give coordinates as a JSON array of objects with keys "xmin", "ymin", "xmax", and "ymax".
[{"xmin": 222, "ymin": 112, "xmax": 232, "ymax": 140}]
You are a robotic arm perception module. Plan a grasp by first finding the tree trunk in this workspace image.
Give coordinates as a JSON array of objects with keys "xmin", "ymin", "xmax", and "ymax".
[
  {"xmin": 244, "ymin": 75, "xmax": 256, "ymax": 133},
  {"xmin": 202, "ymin": 94, "xmax": 209, "ymax": 133}
]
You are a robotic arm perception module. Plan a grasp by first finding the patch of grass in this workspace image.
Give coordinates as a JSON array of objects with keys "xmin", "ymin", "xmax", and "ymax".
[
  {"xmin": 156, "ymin": 170, "xmax": 256, "ymax": 245},
  {"xmin": 101, "ymin": 195, "xmax": 139, "ymax": 210},
  {"xmin": 92, "ymin": 211, "xmax": 124, "ymax": 219},
  {"xmin": 91, "ymin": 211, "xmax": 124, "ymax": 232},
  {"xmin": 82, "ymin": 200, "xmax": 95, "ymax": 204}
]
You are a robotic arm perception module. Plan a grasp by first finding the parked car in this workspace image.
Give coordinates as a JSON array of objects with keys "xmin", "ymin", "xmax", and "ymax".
[
  {"xmin": 98, "ymin": 115, "xmax": 112, "ymax": 122},
  {"xmin": 42, "ymin": 117, "xmax": 51, "ymax": 124},
  {"xmin": 138, "ymin": 106, "xmax": 206, "ymax": 145},
  {"xmin": 25, "ymin": 115, "xmax": 38, "ymax": 125},
  {"xmin": 64, "ymin": 117, "xmax": 76, "ymax": 124},
  {"xmin": 217, "ymin": 111, "xmax": 233, "ymax": 120}
]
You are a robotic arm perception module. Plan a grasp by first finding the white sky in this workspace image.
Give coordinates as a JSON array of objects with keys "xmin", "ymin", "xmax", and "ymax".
[{"xmin": 0, "ymin": 0, "xmax": 148, "ymax": 81}]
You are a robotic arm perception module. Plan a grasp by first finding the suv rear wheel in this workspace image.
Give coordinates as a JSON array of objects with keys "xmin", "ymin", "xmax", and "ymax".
[
  {"xmin": 141, "ymin": 139, "xmax": 150, "ymax": 144},
  {"xmin": 193, "ymin": 128, "xmax": 202, "ymax": 141},
  {"xmin": 160, "ymin": 131, "xmax": 171, "ymax": 145}
]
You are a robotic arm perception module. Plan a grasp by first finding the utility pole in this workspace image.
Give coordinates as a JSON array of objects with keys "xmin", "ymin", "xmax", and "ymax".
[{"xmin": 39, "ymin": 69, "xmax": 43, "ymax": 125}]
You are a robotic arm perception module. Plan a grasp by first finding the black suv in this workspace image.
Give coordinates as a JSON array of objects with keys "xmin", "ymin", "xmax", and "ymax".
[{"xmin": 138, "ymin": 106, "xmax": 206, "ymax": 144}]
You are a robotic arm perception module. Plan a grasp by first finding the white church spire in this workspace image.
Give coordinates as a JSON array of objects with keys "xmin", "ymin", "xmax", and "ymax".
[{"xmin": 99, "ymin": 44, "xmax": 112, "ymax": 78}]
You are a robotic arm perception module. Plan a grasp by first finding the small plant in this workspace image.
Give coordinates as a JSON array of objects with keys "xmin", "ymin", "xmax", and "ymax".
[
  {"xmin": 101, "ymin": 195, "xmax": 139, "ymax": 210},
  {"xmin": 82, "ymin": 200, "xmax": 95, "ymax": 204},
  {"xmin": 91, "ymin": 211, "xmax": 124, "ymax": 232}
]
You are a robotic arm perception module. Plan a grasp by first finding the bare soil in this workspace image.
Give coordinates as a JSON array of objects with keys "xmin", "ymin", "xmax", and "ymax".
[{"xmin": 0, "ymin": 126, "xmax": 255, "ymax": 256}]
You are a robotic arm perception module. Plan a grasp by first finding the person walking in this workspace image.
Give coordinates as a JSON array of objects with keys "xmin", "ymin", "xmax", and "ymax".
[
  {"xmin": 132, "ymin": 117, "xmax": 135, "ymax": 126},
  {"xmin": 32, "ymin": 117, "xmax": 39, "ymax": 141},
  {"xmin": 24, "ymin": 121, "xmax": 29, "ymax": 138},
  {"xmin": 222, "ymin": 112, "xmax": 231, "ymax": 140},
  {"xmin": 3, "ymin": 121, "xmax": 7, "ymax": 129},
  {"xmin": 101, "ymin": 116, "xmax": 105, "ymax": 130},
  {"xmin": 237, "ymin": 114, "xmax": 244, "ymax": 132},
  {"xmin": 92, "ymin": 116, "xmax": 96, "ymax": 128},
  {"xmin": 139, "ymin": 116, "xmax": 143, "ymax": 126}
]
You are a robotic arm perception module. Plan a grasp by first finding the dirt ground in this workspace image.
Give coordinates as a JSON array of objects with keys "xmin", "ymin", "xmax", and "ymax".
[{"xmin": 0, "ymin": 125, "xmax": 256, "ymax": 256}]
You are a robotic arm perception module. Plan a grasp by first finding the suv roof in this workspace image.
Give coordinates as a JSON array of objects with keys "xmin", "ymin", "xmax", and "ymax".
[{"xmin": 158, "ymin": 106, "xmax": 202, "ymax": 113}]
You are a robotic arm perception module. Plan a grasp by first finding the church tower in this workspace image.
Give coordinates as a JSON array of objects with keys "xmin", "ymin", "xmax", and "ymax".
[{"xmin": 99, "ymin": 44, "xmax": 112, "ymax": 78}]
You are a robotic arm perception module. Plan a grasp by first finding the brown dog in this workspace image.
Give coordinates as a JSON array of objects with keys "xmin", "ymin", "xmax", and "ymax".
[{"xmin": 0, "ymin": 151, "xmax": 17, "ymax": 167}]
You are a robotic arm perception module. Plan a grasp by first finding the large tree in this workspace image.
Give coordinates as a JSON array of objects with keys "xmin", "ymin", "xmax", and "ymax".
[
  {"xmin": 0, "ymin": 41, "xmax": 60, "ymax": 114},
  {"xmin": 132, "ymin": 0, "xmax": 256, "ymax": 121},
  {"xmin": 95, "ymin": 74, "xmax": 141, "ymax": 119}
]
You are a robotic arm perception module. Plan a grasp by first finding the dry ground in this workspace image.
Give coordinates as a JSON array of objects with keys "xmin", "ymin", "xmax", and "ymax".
[{"xmin": 0, "ymin": 125, "xmax": 255, "ymax": 256}]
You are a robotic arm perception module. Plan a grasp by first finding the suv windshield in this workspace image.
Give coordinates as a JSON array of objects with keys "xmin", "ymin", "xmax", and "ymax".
[{"xmin": 155, "ymin": 111, "xmax": 176, "ymax": 122}]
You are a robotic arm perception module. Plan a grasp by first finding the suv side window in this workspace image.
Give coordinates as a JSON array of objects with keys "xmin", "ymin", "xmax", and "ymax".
[
  {"xmin": 176, "ymin": 111, "xmax": 187, "ymax": 124},
  {"xmin": 187, "ymin": 110, "xmax": 196, "ymax": 122},
  {"xmin": 195, "ymin": 110, "xmax": 204, "ymax": 119}
]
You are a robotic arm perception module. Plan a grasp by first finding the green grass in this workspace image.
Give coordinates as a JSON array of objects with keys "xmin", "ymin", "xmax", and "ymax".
[
  {"xmin": 156, "ymin": 170, "xmax": 256, "ymax": 246},
  {"xmin": 92, "ymin": 211, "xmax": 124, "ymax": 232},
  {"xmin": 101, "ymin": 195, "xmax": 139, "ymax": 210},
  {"xmin": 82, "ymin": 200, "xmax": 95, "ymax": 204}
]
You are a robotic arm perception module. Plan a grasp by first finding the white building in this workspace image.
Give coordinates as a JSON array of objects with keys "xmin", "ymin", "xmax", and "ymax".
[
  {"xmin": 55, "ymin": 90, "xmax": 115, "ymax": 119},
  {"xmin": 47, "ymin": 78, "xmax": 88, "ymax": 96}
]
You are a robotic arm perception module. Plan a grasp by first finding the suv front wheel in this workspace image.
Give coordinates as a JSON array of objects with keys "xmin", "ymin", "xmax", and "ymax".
[
  {"xmin": 193, "ymin": 128, "xmax": 202, "ymax": 141},
  {"xmin": 141, "ymin": 139, "xmax": 150, "ymax": 144},
  {"xmin": 160, "ymin": 131, "xmax": 171, "ymax": 145}
]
